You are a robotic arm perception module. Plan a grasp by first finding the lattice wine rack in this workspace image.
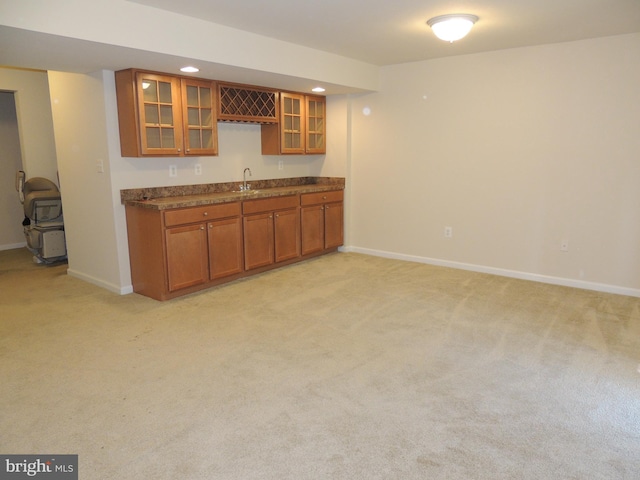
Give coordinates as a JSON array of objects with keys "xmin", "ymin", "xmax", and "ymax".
[{"xmin": 218, "ymin": 83, "xmax": 278, "ymax": 123}]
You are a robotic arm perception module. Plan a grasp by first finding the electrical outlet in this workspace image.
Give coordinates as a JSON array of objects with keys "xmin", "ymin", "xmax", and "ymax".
[
  {"xmin": 169, "ymin": 165, "xmax": 177, "ymax": 177},
  {"xmin": 194, "ymin": 164, "xmax": 202, "ymax": 175},
  {"xmin": 96, "ymin": 159, "xmax": 104, "ymax": 173},
  {"xmin": 560, "ymin": 240, "xmax": 569, "ymax": 252},
  {"xmin": 444, "ymin": 226, "xmax": 453, "ymax": 238},
  {"xmin": 278, "ymin": 160, "xmax": 284, "ymax": 171}
]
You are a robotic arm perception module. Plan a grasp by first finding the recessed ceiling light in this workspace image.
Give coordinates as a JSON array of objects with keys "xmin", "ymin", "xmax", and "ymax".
[
  {"xmin": 180, "ymin": 66, "xmax": 199, "ymax": 73},
  {"xmin": 312, "ymin": 87, "xmax": 325, "ymax": 93}
]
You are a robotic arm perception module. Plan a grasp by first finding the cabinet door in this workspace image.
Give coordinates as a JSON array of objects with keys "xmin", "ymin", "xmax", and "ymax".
[
  {"xmin": 324, "ymin": 202, "xmax": 344, "ymax": 249},
  {"xmin": 165, "ymin": 223, "xmax": 208, "ymax": 292},
  {"xmin": 280, "ymin": 92, "xmax": 305, "ymax": 154},
  {"xmin": 136, "ymin": 72, "xmax": 183, "ymax": 155},
  {"xmin": 182, "ymin": 78, "xmax": 218, "ymax": 156},
  {"xmin": 274, "ymin": 207, "xmax": 300, "ymax": 263},
  {"xmin": 243, "ymin": 213, "xmax": 274, "ymax": 270},
  {"xmin": 301, "ymin": 205, "xmax": 325, "ymax": 255},
  {"xmin": 306, "ymin": 95, "xmax": 326, "ymax": 154},
  {"xmin": 208, "ymin": 217, "xmax": 243, "ymax": 279}
]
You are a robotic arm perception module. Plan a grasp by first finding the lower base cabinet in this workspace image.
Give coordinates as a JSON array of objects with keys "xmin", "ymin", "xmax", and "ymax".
[
  {"xmin": 165, "ymin": 216, "xmax": 243, "ymax": 291},
  {"xmin": 125, "ymin": 189, "xmax": 343, "ymax": 301},
  {"xmin": 301, "ymin": 190, "xmax": 344, "ymax": 255},
  {"xmin": 126, "ymin": 202, "xmax": 243, "ymax": 300},
  {"xmin": 243, "ymin": 195, "xmax": 300, "ymax": 270}
]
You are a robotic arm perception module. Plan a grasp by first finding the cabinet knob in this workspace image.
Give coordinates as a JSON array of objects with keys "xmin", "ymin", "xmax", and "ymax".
[
  {"xmin": 320, "ymin": 206, "xmax": 324, "ymax": 210},
  {"xmin": 208, "ymin": 224, "xmax": 212, "ymax": 229},
  {"xmin": 200, "ymin": 226, "xmax": 205, "ymax": 230},
  {"xmin": 325, "ymin": 205, "xmax": 329, "ymax": 210},
  {"xmin": 323, "ymin": 195, "xmax": 327, "ymax": 200},
  {"xmin": 203, "ymin": 212, "xmax": 208, "ymax": 216}
]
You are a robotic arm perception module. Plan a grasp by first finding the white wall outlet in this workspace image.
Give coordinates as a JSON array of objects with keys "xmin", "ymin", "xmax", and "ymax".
[
  {"xmin": 194, "ymin": 164, "xmax": 202, "ymax": 175},
  {"xmin": 444, "ymin": 226, "xmax": 453, "ymax": 238},
  {"xmin": 169, "ymin": 165, "xmax": 177, "ymax": 177},
  {"xmin": 96, "ymin": 159, "xmax": 104, "ymax": 173},
  {"xmin": 278, "ymin": 160, "xmax": 284, "ymax": 171},
  {"xmin": 560, "ymin": 240, "xmax": 569, "ymax": 252}
]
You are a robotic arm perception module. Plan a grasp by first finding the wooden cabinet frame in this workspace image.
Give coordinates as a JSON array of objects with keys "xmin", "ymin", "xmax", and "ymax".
[
  {"xmin": 261, "ymin": 93, "xmax": 326, "ymax": 155},
  {"xmin": 301, "ymin": 190, "xmax": 344, "ymax": 255},
  {"xmin": 125, "ymin": 189, "xmax": 342, "ymax": 301},
  {"xmin": 116, "ymin": 69, "xmax": 326, "ymax": 157},
  {"xmin": 115, "ymin": 69, "xmax": 218, "ymax": 157},
  {"xmin": 242, "ymin": 195, "xmax": 300, "ymax": 270}
]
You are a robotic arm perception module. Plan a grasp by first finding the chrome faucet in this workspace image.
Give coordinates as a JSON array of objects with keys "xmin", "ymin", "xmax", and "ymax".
[{"xmin": 243, "ymin": 168, "xmax": 252, "ymax": 191}]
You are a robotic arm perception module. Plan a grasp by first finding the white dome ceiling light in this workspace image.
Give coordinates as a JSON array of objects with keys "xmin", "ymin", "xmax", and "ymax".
[{"xmin": 427, "ymin": 14, "xmax": 478, "ymax": 43}]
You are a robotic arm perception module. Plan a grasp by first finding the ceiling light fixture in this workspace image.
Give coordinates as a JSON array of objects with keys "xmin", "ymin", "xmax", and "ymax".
[
  {"xmin": 312, "ymin": 87, "xmax": 325, "ymax": 93},
  {"xmin": 180, "ymin": 66, "xmax": 199, "ymax": 73},
  {"xmin": 427, "ymin": 14, "xmax": 478, "ymax": 43}
]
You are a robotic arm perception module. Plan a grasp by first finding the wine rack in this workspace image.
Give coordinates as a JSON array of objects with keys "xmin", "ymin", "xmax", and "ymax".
[{"xmin": 218, "ymin": 83, "xmax": 278, "ymax": 123}]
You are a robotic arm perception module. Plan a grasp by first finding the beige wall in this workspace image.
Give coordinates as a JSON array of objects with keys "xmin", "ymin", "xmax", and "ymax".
[
  {"xmin": 0, "ymin": 68, "xmax": 58, "ymax": 180},
  {"xmin": 0, "ymin": 68, "xmax": 59, "ymax": 250},
  {"xmin": 347, "ymin": 33, "xmax": 640, "ymax": 295},
  {"xmin": 0, "ymin": 91, "xmax": 25, "ymax": 248},
  {"xmin": 48, "ymin": 70, "xmax": 122, "ymax": 291}
]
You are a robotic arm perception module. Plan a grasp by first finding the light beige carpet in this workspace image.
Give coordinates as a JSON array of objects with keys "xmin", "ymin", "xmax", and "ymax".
[{"xmin": 1, "ymin": 247, "xmax": 639, "ymax": 479}]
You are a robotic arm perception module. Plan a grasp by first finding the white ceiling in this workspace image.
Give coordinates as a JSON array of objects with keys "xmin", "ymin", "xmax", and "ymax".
[{"xmin": 130, "ymin": 0, "xmax": 640, "ymax": 65}]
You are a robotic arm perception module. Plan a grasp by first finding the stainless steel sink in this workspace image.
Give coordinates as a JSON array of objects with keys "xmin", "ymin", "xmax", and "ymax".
[{"xmin": 232, "ymin": 189, "xmax": 260, "ymax": 195}]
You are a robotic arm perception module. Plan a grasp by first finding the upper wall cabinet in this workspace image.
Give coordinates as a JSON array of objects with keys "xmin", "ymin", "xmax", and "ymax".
[
  {"xmin": 115, "ymin": 69, "xmax": 218, "ymax": 157},
  {"xmin": 261, "ymin": 93, "xmax": 326, "ymax": 155},
  {"xmin": 217, "ymin": 82, "xmax": 278, "ymax": 124}
]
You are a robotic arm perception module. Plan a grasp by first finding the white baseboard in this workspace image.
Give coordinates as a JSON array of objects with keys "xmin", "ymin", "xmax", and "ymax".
[
  {"xmin": 67, "ymin": 268, "xmax": 134, "ymax": 295},
  {"xmin": 340, "ymin": 246, "xmax": 640, "ymax": 298},
  {"xmin": 0, "ymin": 242, "xmax": 26, "ymax": 251}
]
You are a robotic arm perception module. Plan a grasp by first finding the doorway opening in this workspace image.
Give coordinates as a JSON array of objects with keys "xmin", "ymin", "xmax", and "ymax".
[{"xmin": 0, "ymin": 90, "xmax": 26, "ymax": 251}]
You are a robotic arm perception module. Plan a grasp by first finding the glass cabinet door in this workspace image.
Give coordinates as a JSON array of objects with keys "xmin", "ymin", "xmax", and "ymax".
[
  {"xmin": 280, "ymin": 93, "xmax": 305, "ymax": 154},
  {"xmin": 182, "ymin": 79, "xmax": 218, "ymax": 156},
  {"xmin": 306, "ymin": 96, "xmax": 326, "ymax": 154},
  {"xmin": 136, "ymin": 73, "xmax": 183, "ymax": 155}
]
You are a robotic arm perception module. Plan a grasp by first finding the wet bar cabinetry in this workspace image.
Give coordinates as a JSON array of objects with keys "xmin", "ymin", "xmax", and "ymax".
[
  {"xmin": 115, "ymin": 69, "xmax": 218, "ymax": 157},
  {"xmin": 300, "ymin": 190, "xmax": 344, "ymax": 255},
  {"xmin": 126, "ymin": 202, "xmax": 243, "ymax": 300},
  {"xmin": 115, "ymin": 70, "xmax": 325, "ymax": 156},
  {"xmin": 124, "ymin": 184, "xmax": 343, "ymax": 301},
  {"xmin": 261, "ymin": 93, "xmax": 326, "ymax": 155},
  {"xmin": 242, "ymin": 195, "xmax": 300, "ymax": 270},
  {"xmin": 217, "ymin": 82, "xmax": 278, "ymax": 124}
]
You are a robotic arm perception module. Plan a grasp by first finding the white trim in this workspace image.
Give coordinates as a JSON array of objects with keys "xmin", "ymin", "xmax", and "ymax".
[
  {"xmin": 340, "ymin": 246, "xmax": 640, "ymax": 298},
  {"xmin": 67, "ymin": 268, "xmax": 133, "ymax": 295},
  {"xmin": 0, "ymin": 242, "xmax": 27, "ymax": 251}
]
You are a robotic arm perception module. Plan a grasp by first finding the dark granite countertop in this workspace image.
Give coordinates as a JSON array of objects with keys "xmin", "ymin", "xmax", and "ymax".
[{"xmin": 122, "ymin": 177, "xmax": 344, "ymax": 210}]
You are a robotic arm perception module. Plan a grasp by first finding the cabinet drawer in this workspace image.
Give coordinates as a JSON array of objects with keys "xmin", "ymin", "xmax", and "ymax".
[
  {"xmin": 243, "ymin": 195, "xmax": 299, "ymax": 215},
  {"xmin": 300, "ymin": 190, "xmax": 343, "ymax": 206},
  {"xmin": 164, "ymin": 202, "xmax": 241, "ymax": 227}
]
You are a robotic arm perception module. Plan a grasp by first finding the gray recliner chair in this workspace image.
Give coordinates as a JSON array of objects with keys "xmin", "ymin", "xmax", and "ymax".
[{"xmin": 15, "ymin": 171, "xmax": 67, "ymax": 263}]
